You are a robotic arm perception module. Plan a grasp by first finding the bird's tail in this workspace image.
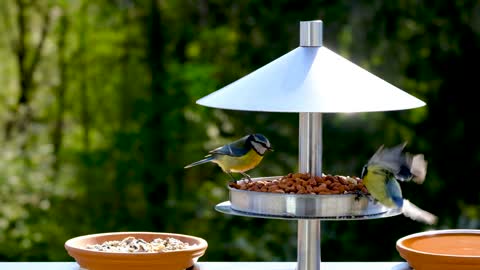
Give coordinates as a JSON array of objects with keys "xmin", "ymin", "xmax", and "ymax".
[
  {"xmin": 184, "ymin": 156, "xmax": 215, "ymax": 169},
  {"xmin": 402, "ymin": 199, "xmax": 438, "ymax": 225}
]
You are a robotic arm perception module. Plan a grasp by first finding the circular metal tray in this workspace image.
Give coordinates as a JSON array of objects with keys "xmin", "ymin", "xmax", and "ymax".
[
  {"xmin": 223, "ymin": 176, "xmax": 402, "ymax": 220},
  {"xmin": 216, "ymin": 201, "xmax": 402, "ymax": 220}
]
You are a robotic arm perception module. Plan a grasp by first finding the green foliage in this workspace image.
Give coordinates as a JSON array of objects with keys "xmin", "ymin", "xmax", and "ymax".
[{"xmin": 0, "ymin": 0, "xmax": 475, "ymax": 263}]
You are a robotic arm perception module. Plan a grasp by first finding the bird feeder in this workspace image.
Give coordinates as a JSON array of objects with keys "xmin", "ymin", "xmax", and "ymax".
[{"xmin": 196, "ymin": 20, "xmax": 425, "ymax": 270}]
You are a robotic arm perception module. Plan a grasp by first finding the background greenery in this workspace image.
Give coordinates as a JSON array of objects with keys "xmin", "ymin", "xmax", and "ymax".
[{"xmin": 0, "ymin": 0, "xmax": 474, "ymax": 262}]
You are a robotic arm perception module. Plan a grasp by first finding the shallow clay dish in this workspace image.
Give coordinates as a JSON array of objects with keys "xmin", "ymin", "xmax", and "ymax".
[
  {"xmin": 65, "ymin": 232, "xmax": 208, "ymax": 270},
  {"xmin": 396, "ymin": 229, "xmax": 480, "ymax": 270}
]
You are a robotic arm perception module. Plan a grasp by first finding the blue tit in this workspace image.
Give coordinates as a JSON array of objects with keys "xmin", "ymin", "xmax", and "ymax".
[
  {"xmin": 361, "ymin": 143, "xmax": 437, "ymax": 225},
  {"xmin": 184, "ymin": 133, "xmax": 273, "ymax": 181}
]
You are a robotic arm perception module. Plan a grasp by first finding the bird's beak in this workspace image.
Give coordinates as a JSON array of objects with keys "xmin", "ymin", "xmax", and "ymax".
[{"xmin": 268, "ymin": 147, "xmax": 274, "ymax": 152}]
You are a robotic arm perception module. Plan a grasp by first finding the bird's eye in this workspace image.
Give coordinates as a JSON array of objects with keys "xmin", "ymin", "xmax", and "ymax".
[{"xmin": 251, "ymin": 134, "xmax": 272, "ymax": 151}]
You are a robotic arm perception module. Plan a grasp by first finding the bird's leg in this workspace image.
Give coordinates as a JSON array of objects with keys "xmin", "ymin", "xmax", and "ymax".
[
  {"xmin": 353, "ymin": 190, "xmax": 369, "ymax": 201},
  {"xmin": 226, "ymin": 172, "xmax": 238, "ymax": 183},
  {"xmin": 240, "ymin": 172, "xmax": 252, "ymax": 182}
]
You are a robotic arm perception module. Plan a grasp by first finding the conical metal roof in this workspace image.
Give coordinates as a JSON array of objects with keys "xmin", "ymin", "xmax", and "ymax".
[{"xmin": 197, "ymin": 21, "xmax": 425, "ymax": 113}]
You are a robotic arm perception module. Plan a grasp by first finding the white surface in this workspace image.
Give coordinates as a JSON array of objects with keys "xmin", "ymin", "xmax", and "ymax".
[
  {"xmin": 195, "ymin": 262, "xmax": 411, "ymax": 270},
  {"xmin": 0, "ymin": 262, "xmax": 412, "ymax": 270},
  {"xmin": 197, "ymin": 47, "xmax": 425, "ymax": 113}
]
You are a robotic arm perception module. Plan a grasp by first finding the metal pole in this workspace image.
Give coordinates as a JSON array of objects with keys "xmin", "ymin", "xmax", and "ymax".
[
  {"xmin": 298, "ymin": 20, "xmax": 323, "ymax": 270},
  {"xmin": 298, "ymin": 113, "xmax": 322, "ymax": 270}
]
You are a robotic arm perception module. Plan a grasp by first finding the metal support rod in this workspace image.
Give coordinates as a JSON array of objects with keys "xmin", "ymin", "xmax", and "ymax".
[
  {"xmin": 298, "ymin": 20, "xmax": 324, "ymax": 270},
  {"xmin": 299, "ymin": 113, "xmax": 323, "ymax": 175},
  {"xmin": 298, "ymin": 113, "xmax": 323, "ymax": 270},
  {"xmin": 298, "ymin": 219, "xmax": 321, "ymax": 270}
]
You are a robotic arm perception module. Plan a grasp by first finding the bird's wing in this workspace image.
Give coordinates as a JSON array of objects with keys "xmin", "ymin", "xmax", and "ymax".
[
  {"xmin": 368, "ymin": 143, "xmax": 408, "ymax": 178},
  {"xmin": 394, "ymin": 152, "xmax": 427, "ymax": 183},
  {"xmin": 209, "ymin": 135, "xmax": 250, "ymax": 157},
  {"xmin": 409, "ymin": 154, "xmax": 427, "ymax": 183},
  {"xmin": 385, "ymin": 177, "xmax": 404, "ymax": 208}
]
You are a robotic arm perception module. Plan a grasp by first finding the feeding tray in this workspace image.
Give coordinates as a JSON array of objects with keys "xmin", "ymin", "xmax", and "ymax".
[
  {"xmin": 64, "ymin": 232, "xmax": 208, "ymax": 270},
  {"xmin": 217, "ymin": 176, "xmax": 402, "ymax": 220},
  {"xmin": 396, "ymin": 229, "xmax": 480, "ymax": 270}
]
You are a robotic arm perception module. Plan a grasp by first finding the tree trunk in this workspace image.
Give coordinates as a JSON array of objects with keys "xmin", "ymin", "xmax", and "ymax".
[
  {"xmin": 119, "ymin": 6, "xmax": 131, "ymax": 130},
  {"xmin": 52, "ymin": 13, "xmax": 69, "ymax": 175},
  {"xmin": 6, "ymin": 0, "xmax": 51, "ymax": 140},
  {"xmin": 144, "ymin": 0, "xmax": 170, "ymax": 230},
  {"xmin": 17, "ymin": 0, "xmax": 51, "ymax": 106},
  {"xmin": 80, "ymin": 2, "xmax": 90, "ymax": 152}
]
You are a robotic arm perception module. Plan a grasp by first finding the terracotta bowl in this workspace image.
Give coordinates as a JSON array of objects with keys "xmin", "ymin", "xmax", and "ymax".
[
  {"xmin": 396, "ymin": 229, "xmax": 480, "ymax": 270},
  {"xmin": 65, "ymin": 232, "xmax": 208, "ymax": 270}
]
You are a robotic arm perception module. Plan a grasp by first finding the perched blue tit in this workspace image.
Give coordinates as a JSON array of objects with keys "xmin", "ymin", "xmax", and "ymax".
[
  {"xmin": 361, "ymin": 143, "xmax": 437, "ymax": 225},
  {"xmin": 184, "ymin": 133, "xmax": 273, "ymax": 181}
]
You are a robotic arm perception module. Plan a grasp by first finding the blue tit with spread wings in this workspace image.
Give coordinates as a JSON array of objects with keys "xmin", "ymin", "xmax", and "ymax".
[{"xmin": 361, "ymin": 143, "xmax": 437, "ymax": 225}]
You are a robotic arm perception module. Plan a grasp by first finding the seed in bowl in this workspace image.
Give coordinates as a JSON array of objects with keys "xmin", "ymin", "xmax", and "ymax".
[
  {"xmin": 85, "ymin": 236, "xmax": 194, "ymax": 253},
  {"xmin": 229, "ymin": 172, "xmax": 369, "ymax": 195}
]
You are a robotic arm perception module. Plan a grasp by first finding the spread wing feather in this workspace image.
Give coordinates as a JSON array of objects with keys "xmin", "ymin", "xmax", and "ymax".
[{"xmin": 367, "ymin": 143, "xmax": 406, "ymax": 176}]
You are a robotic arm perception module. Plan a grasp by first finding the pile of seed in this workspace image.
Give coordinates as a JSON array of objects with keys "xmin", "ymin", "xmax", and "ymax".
[
  {"xmin": 86, "ymin": 236, "xmax": 193, "ymax": 253},
  {"xmin": 229, "ymin": 172, "xmax": 368, "ymax": 195}
]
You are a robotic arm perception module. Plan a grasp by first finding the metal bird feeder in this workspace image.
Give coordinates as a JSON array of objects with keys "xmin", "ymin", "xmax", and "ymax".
[{"xmin": 196, "ymin": 20, "xmax": 425, "ymax": 270}]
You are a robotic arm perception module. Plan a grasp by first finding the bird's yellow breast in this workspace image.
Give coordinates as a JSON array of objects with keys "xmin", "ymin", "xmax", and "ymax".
[
  {"xmin": 214, "ymin": 149, "xmax": 264, "ymax": 173},
  {"xmin": 363, "ymin": 166, "xmax": 397, "ymax": 208}
]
